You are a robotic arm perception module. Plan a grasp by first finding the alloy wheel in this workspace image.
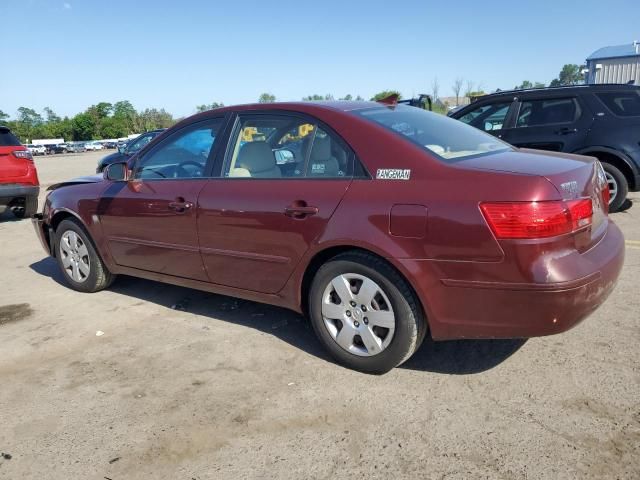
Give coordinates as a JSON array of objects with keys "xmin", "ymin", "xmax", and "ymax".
[
  {"xmin": 604, "ymin": 171, "xmax": 617, "ymax": 206},
  {"xmin": 321, "ymin": 273, "xmax": 396, "ymax": 356},
  {"xmin": 59, "ymin": 230, "xmax": 91, "ymax": 283}
]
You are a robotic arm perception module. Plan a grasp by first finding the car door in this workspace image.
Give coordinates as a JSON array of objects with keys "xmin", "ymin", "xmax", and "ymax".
[
  {"xmin": 454, "ymin": 99, "xmax": 516, "ymax": 139},
  {"xmin": 98, "ymin": 117, "xmax": 227, "ymax": 280},
  {"xmin": 197, "ymin": 112, "xmax": 354, "ymax": 293},
  {"xmin": 501, "ymin": 95, "xmax": 592, "ymax": 152}
]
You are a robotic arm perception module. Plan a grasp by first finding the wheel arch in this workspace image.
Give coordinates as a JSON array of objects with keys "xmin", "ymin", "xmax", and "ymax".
[
  {"xmin": 574, "ymin": 147, "xmax": 637, "ymax": 190},
  {"xmin": 299, "ymin": 245, "xmax": 429, "ymax": 331},
  {"xmin": 48, "ymin": 209, "xmax": 93, "ymax": 257}
]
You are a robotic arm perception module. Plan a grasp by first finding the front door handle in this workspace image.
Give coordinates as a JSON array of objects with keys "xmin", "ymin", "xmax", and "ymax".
[
  {"xmin": 555, "ymin": 127, "xmax": 578, "ymax": 135},
  {"xmin": 284, "ymin": 203, "xmax": 318, "ymax": 218},
  {"xmin": 168, "ymin": 198, "xmax": 194, "ymax": 213}
]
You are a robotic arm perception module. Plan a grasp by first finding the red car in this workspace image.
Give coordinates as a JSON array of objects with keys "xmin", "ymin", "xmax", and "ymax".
[
  {"xmin": 1, "ymin": 126, "xmax": 39, "ymax": 219},
  {"xmin": 32, "ymin": 102, "xmax": 624, "ymax": 373}
]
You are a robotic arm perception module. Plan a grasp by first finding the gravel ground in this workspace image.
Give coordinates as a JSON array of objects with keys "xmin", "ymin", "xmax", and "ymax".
[{"xmin": 1, "ymin": 151, "xmax": 638, "ymax": 479}]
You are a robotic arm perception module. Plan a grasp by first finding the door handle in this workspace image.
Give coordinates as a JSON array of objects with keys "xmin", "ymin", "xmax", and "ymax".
[
  {"xmin": 168, "ymin": 198, "xmax": 193, "ymax": 213},
  {"xmin": 284, "ymin": 204, "xmax": 318, "ymax": 218},
  {"xmin": 555, "ymin": 127, "xmax": 578, "ymax": 135}
]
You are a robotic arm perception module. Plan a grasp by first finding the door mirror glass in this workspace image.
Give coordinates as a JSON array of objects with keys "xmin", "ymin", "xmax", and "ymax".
[{"xmin": 104, "ymin": 162, "xmax": 129, "ymax": 181}]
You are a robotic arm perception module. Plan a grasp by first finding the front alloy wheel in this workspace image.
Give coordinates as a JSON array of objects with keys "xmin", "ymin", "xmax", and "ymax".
[{"xmin": 59, "ymin": 230, "xmax": 91, "ymax": 283}]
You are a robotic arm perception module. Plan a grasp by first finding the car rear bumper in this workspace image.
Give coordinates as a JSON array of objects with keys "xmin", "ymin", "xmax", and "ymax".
[
  {"xmin": 399, "ymin": 220, "xmax": 625, "ymax": 340},
  {"xmin": 0, "ymin": 184, "xmax": 39, "ymax": 205}
]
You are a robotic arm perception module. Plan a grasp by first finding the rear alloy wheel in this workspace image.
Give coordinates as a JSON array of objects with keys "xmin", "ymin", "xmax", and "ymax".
[
  {"xmin": 309, "ymin": 252, "xmax": 426, "ymax": 374},
  {"xmin": 601, "ymin": 163, "xmax": 628, "ymax": 212},
  {"xmin": 55, "ymin": 218, "xmax": 115, "ymax": 292}
]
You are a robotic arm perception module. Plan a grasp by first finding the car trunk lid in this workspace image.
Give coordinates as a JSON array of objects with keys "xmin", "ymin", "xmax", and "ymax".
[{"xmin": 461, "ymin": 149, "xmax": 609, "ymax": 250}]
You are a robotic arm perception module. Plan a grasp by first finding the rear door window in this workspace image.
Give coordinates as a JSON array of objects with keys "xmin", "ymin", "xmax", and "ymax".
[
  {"xmin": 596, "ymin": 91, "xmax": 640, "ymax": 117},
  {"xmin": 516, "ymin": 98, "xmax": 579, "ymax": 127},
  {"xmin": 0, "ymin": 129, "xmax": 21, "ymax": 147},
  {"xmin": 458, "ymin": 102, "xmax": 511, "ymax": 131}
]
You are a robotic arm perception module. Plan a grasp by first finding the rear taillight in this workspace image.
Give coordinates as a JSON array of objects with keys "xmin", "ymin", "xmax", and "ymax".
[
  {"xmin": 480, "ymin": 199, "xmax": 593, "ymax": 239},
  {"xmin": 13, "ymin": 150, "xmax": 33, "ymax": 161}
]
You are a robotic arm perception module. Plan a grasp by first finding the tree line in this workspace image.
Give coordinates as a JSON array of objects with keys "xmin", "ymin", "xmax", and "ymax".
[
  {"xmin": 0, "ymin": 101, "xmax": 174, "ymax": 143},
  {"xmin": 1, "ymin": 64, "xmax": 584, "ymax": 142}
]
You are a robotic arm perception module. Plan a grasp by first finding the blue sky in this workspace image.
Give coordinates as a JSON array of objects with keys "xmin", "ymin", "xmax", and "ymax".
[{"xmin": 1, "ymin": 0, "xmax": 639, "ymax": 118}]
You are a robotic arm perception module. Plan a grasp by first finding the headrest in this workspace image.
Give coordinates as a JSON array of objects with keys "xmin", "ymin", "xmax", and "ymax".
[
  {"xmin": 310, "ymin": 135, "xmax": 331, "ymax": 161},
  {"xmin": 236, "ymin": 141, "xmax": 275, "ymax": 173}
]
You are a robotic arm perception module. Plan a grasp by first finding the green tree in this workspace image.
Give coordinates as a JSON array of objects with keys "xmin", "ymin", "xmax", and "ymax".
[
  {"xmin": 43, "ymin": 107, "xmax": 61, "ymax": 123},
  {"xmin": 258, "ymin": 93, "xmax": 276, "ymax": 103},
  {"xmin": 340, "ymin": 94, "xmax": 353, "ymax": 101},
  {"xmin": 516, "ymin": 80, "xmax": 533, "ymax": 89},
  {"xmin": 371, "ymin": 90, "xmax": 402, "ymax": 101},
  {"xmin": 71, "ymin": 112, "xmax": 96, "ymax": 140},
  {"xmin": 113, "ymin": 100, "xmax": 137, "ymax": 133},
  {"xmin": 550, "ymin": 64, "xmax": 584, "ymax": 86},
  {"xmin": 196, "ymin": 102, "xmax": 223, "ymax": 112},
  {"xmin": 0, "ymin": 110, "xmax": 9, "ymax": 123}
]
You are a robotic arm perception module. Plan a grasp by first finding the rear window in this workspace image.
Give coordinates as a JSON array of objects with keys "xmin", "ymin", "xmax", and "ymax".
[
  {"xmin": 355, "ymin": 105, "xmax": 511, "ymax": 161},
  {"xmin": 596, "ymin": 91, "xmax": 640, "ymax": 117},
  {"xmin": 0, "ymin": 128, "xmax": 21, "ymax": 147}
]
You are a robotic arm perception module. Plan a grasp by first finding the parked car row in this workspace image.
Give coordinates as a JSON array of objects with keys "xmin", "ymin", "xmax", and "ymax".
[{"xmin": 26, "ymin": 140, "xmax": 117, "ymax": 156}]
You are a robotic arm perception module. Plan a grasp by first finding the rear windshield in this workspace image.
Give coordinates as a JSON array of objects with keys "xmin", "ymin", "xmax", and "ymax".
[
  {"xmin": 354, "ymin": 105, "xmax": 511, "ymax": 162},
  {"xmin": 596, "ymin": 90, "xmax": 640, "ymax": 117},
  {"xmin": 0, "ymin": 128, "xmax": 21, "ymax": 147}
]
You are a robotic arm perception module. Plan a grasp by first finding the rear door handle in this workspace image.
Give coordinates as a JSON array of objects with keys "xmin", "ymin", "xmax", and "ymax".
[
  {"xmin": 555, "ymin": 127, "xmax": 578, "ymax": 135},
  {"xmin": 284, "ymin": 205, "xmax": 318, "ymax": 218}
]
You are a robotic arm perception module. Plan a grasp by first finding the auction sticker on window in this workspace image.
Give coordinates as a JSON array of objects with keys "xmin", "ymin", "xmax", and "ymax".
[{"xmin": 376, "ymin": 169, "xmax": 411, "ymax": 180}]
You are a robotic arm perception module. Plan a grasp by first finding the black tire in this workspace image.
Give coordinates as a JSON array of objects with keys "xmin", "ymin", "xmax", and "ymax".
[
  {"xmin": 54, "ymin": 218, "xmax": 115, "ymax": 293},
  {"xmin": 308, "ymin": 251, "xmax": 427, "ymax": 374},
  {"xmin": 601, "ymin": 163, "xmax": 628, "ymax": 213},
  {"xmin": 12, "ymin": 196, "xmax": 38, "ymax": 219}
]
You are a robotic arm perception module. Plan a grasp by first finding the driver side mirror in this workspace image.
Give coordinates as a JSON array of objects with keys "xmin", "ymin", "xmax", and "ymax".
[{"xmin": 104, "ymin": 162, "xmax": 129, "ymax": 181}]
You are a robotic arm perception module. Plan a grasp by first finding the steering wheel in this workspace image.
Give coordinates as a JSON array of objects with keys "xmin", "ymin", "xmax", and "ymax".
[{"xmin": 175, "ymin": 159, "xmax": 204, "ymax": 178}]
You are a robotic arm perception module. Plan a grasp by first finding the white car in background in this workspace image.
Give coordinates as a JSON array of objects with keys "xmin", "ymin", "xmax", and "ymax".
[
  {"xmin": 26, "ymin": 144, "xmax": 47, "ymax": 155},
  {"xmin": 85, "ymin": 141, "xmax": 104, "ymax": 151}
]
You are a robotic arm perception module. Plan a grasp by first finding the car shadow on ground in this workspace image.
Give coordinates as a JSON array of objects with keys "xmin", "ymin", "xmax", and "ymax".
[
  {"xmin": 29, "ymin": 256, "xmax": 526, "ymax": 375},
  {"xmin": 0, "ymin": 210, "xmax": 24, "ymax": 223}
]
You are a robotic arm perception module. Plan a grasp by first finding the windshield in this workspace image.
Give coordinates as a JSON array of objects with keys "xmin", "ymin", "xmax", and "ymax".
[{"xmin": 355, "ymin": 105, "xmax": 511, "ymax": 161}]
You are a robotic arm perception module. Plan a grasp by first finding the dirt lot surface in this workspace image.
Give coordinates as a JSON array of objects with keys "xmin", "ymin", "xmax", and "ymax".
[{"xmin": 1, "ymin": 151, "xmax": 639, "ymax": 479}]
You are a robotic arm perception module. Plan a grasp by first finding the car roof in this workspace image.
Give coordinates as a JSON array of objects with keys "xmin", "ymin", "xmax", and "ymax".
[
  {"xmin": 204, "ymin": 101, "xmax": 380, "ymax": 115},
  {"xmin": 472, "ymin": 84, "xmax": 640, "ymax": 102}
]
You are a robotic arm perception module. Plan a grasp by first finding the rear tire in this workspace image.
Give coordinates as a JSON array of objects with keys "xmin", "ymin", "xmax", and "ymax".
[
  {"xmin": 54, "ymin": 218, "xmax": 115, "ymax": 293},
  {"xmin": 601, "ymin": 163, "xmax": 628, "ymax": 213},
  {"xmin": 308, "ymin": 251, "xmax": 426, "ymax": 374}
]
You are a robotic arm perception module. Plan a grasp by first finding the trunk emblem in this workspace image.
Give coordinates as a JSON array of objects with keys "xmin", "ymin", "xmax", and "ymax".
[{"xmin": 560, "ymin": 181, "xmax": 578, "ymax": 198}]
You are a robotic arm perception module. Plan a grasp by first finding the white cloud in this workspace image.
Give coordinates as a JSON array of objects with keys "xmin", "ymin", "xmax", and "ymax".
[{"xmin": 63, "ymin": 2, "xmax": 72, "ymax": 9}]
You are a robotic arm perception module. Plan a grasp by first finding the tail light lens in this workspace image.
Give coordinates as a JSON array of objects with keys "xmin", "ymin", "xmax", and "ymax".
[
  {"xmin": 480, "ymin": 199, "xmax": 593, "ymax": 239},
  {"xmin": 13, "ymin": 150, "xmax": 33, "ymax": 161}
]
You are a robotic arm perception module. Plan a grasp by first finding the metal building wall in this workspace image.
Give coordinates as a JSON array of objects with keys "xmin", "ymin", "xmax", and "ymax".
[{"xmin": 589, "ymin": 57, "xmax": 640, "ymax": 84}]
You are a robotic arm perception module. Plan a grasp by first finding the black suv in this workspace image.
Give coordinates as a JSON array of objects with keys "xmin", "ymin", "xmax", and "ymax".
[
  {"xmin": 96, "ymin": 129, "xmax": 166, "ymax": 173},
  {"xmin": 450, "ymin": 84, "xmax": 640, "ymax": 211}
]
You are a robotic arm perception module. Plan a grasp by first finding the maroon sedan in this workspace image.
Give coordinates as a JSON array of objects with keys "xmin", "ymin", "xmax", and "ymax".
[{"xmin": 32, "ymin": 101, "xmax": 624, "ymax": 373}]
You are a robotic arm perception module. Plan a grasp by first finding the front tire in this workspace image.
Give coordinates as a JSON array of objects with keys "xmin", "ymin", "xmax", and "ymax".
[
  {"xmin": 601, "ymin": 163, "xmax": 628, "ymax": 212},
  {"xmin": 308, "ymin": 251, "xmax": 426, "ymax": 374},
  {"xmin": 54, "ymin": 218, "xmax": 115, "ymax": 292}
]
